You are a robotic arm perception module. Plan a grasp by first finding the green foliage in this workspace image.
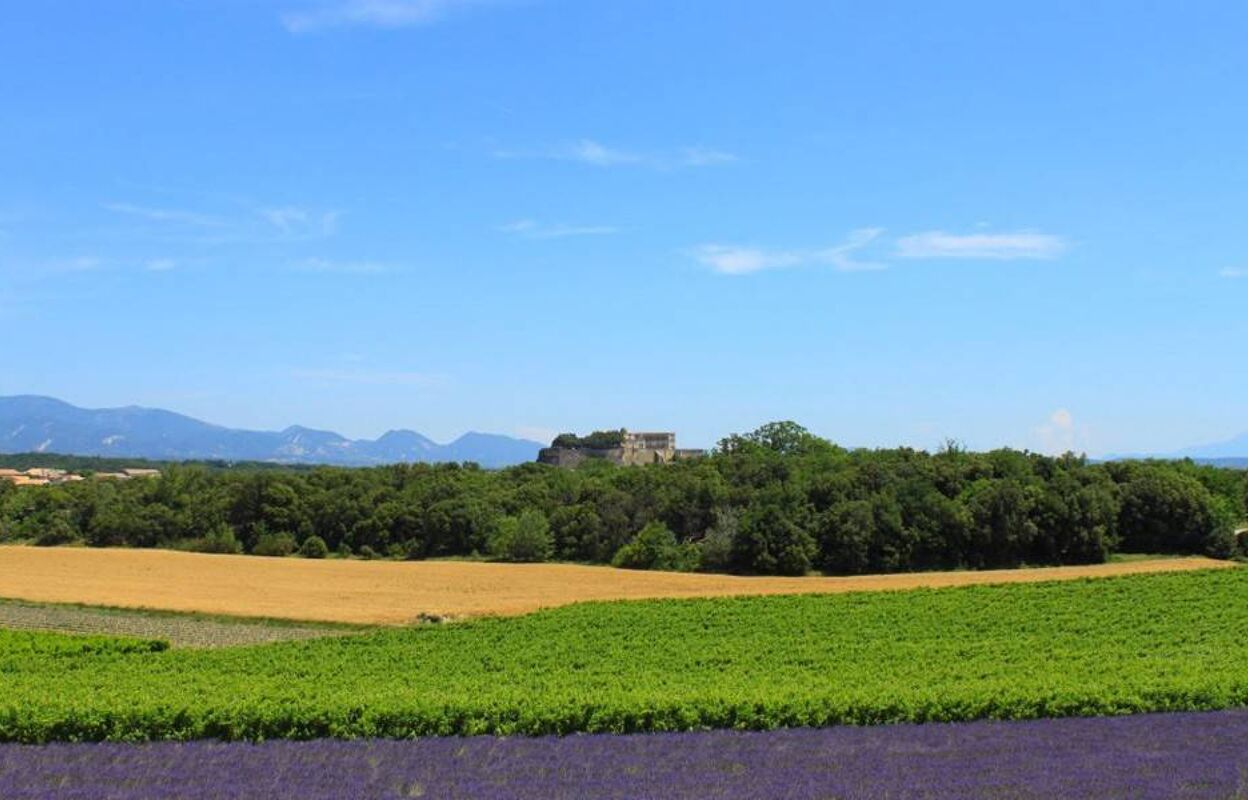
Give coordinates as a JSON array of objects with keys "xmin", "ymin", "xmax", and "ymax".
[
  {"xmin": 696, "ymin": 508, "xmax": 738, "ymax": 572},
  {"xmin": 488, "ymin": 510, "xmax": 553, "ymax": 562},
  {"xmin": 611, "ymin": 522, "xmax": 697, "ymax": 571},
  {"xmin": 252, "ymin": 532, "xmax": 297, "ymax": 558},
  {"xmin": 1116, "ymin": 468, "xmax": 1229, "ymax": 556},
  {"xmin": 2, "ymin": 424, "xmax": 1245, "ymax": 575},
  {"xmin": 187, "ymin": 523, "xmax": 243, "ymax": 555},
  {"xmin": 4, "ymin": 568, "xmax": 1248, "ymax": 742},
  {"xmin": 299, "ymin": 535, "xmax": 329, "ymax": 559},
  {"xmin": 551, "ymin": 429, "xmax": 626, "ymax": 450}
]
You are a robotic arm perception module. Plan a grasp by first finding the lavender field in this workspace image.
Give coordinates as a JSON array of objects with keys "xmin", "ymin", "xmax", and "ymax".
[{"xmin": 3, "ymin": 710, "xmax": 1247, "ymax": 799}]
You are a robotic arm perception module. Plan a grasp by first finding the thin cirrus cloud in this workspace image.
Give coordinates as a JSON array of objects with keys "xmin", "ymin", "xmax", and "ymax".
[
  {"xmin": 104, "ymin": 200, "xmax": 341, "ymax": 243},
  {"xmin": 499, "ymin": 219, "xmax": 619, "ymax": 240},
  {"xmin": 693, "ymin": 228, "xmax": 1070, "ymax": 275},
  {"xmin": 1218, "ymin": 267, "xmax": 1247, "ymax": 279},
  {"xmin": 496, "ymin": 139, "xmax": 738, "ymax": 170},
  {"xmin": 281, "ymin": 0, "xmax": 481, "ymax": 33},
  {"xmin": 895, "ymin": 231, "xmax": 1068, "ymax": 260},
  {"xmin": 101, "ymin": 202, "xmax": 223, "ymax": 228},
  {"xmin": 692, "ymin": 228, "xmax": 887, "ymax": 275},
  {"xmin": 260, "ymin": 207, "xmax": 341, "ymax": 237}
]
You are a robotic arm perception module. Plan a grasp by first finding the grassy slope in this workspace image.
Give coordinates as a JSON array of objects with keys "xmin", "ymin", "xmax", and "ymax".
[{"xmin": 3, "ymin": 567, "xmax": 1248, "ymax": 742}]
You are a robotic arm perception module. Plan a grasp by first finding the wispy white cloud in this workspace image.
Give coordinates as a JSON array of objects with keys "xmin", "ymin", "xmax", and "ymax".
[
  {"xmin": 104, "ymin": 199, "xmax": 340, "ymax": 244},
  {"xmin": 895, "ymin": 231, "xmax": 1067, "ymax": 260},
  {"xmin": 496, "ymin": 139, "xmax": 738, "ymax": 170},
  {"xmin": 292, "ymin": 257, "xmax": 394, "ymax": 275},
  {"xmin": 692, "ymin": 245, "xmax": 803, "ymax": 275},
  {"xmin": 1219, "ymin": 267, "xmax": 1247, "ymax": 279},
  {"xmin": 693, "ymin": 228, "xmax": 886, "ymax": 276},
  {"xmin": 102, "ymin": 202, "xmax": 222, "ymax": 227},
  {"xmin": 144, "ymin": 258, "xmax": 177, "ymax": 272},
  {"xmin": 679, "ymin": 147, "xmax": 738, "ymax": 167},
  {"xmin": 281, "ymin": 0, "xmax": 480, "ymax": 33},
  {"xmin": 815, "ymin": 227, "xmax": 887, "ymax": 272},
  {"xmin": 562, "ymin": 139, "xmax": 643, "ymax": 167},
  {"xmin": 499, "ymin": 219, "xmax": 619, "ymax": 240},
  {"xmin": 1035, "ymin": 408, "xmax": 1087, "ymax": 455},
  {"xmin": 260, "ymin": 207, "xmax": 341, "ymax": 237},
  {"xmin": 291, "ymin": 367, "xmax": 446, "ymax": 386}
]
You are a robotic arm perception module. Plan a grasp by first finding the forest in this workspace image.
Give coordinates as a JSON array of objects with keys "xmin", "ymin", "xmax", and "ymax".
[{"xmin": 1, "ymin": 423, "xmax": 1244, "ymax": 576}]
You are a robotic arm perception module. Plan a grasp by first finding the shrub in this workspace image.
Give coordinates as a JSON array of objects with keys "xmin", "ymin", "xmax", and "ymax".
[
  {"xmin": 33, "ymin": 513, "xmax": 80, "ymax": 547},
  {"xmin": 613, "ymin": 522, "xmax": 697, "ymax": 572},
  {"xmin": 357, "ymin": 545, "xmax": 378, "ymax": 560},
  {"xmin": 299, "ymin": 535, "xmax": 329, "ymax": 559},
  {"xmin": 696, "ymin": 509, "xmax": 738, "ymax": 572},
  {"xmin": 489, "ymin": 510, "xmax": 554, "ymax": 563},
  {"xmin": 337, "ymin": 541, "xmax": 353, "ymax": 558},
  {"xmin": 190, "ymin": 523, "xmax": 243, "ymax": 555},
  {"xmin": 252, "ymin": 532, "xmax": 297, "ymax": 557}
]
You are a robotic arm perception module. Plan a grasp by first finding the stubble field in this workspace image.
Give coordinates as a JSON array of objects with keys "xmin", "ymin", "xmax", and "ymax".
[{"xmin": 0, "ymin": 545, "xmax": 1231, "ymax": 624}]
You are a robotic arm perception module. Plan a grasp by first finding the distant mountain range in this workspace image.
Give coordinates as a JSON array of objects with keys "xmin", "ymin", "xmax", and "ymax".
[
  {"xmin": 0, "ymin": 396, "xmax": 543, "ymax": 468},
  {"xmin": 1106, "ymin": 433, "xmax": 1248, "ymax": 468}
]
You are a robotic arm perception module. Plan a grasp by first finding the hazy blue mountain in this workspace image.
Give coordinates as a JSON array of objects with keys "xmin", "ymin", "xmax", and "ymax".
[
  {"xmin": 1168, "ymin": 433, "xmax": 1248, "ymax": 461},
  {"xmin": 1106, "ymin": 431, "xmax": 1248, "ymax": 467},
  {"xmin": 0, "ymin": 396, "xmax": 542, "ymax": 467}
]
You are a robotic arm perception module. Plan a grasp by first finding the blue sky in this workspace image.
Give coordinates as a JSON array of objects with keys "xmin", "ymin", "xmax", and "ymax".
[{"xmin": 2, "ymin": 1, "xmax": 1246, "ymax": 455}]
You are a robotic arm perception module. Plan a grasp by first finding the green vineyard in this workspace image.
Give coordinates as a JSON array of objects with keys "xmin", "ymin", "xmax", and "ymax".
[{"xmin": 3, "ymin": 566, "xmax": 1248, "ymax": 743}]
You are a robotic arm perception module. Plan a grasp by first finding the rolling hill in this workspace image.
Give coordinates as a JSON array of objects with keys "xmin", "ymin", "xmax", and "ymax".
[{"xmin": 0, "ymin": 396, "xmax": 542, "ymax": 468}]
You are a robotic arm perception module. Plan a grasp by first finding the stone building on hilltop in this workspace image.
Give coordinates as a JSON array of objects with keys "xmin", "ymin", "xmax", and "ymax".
[{"xmin": 538, "ymin": 430, "xmax": 705, "ymax": 467}]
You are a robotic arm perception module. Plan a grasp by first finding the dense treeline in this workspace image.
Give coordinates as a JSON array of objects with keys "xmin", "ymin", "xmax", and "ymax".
[{"xmin": 1, "ymin": 423, "xmax": 1244, "ymax": 575}]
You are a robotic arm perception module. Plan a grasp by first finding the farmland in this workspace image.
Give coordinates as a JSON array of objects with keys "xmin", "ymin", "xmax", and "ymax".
[
  {"xmin": 0, "ymin": 545, "xmax": 1231, "ymax": 624},
  {"xmin": 0, "ymin": 599, "xmax": 356, "ymax": 648},
  {"xmin": 3, "ymin": 567, "xmax": 1248, "ymax": 743}
]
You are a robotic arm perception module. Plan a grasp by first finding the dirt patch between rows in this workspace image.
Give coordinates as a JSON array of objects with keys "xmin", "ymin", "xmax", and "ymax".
[{"xmin": 0, "ymin": 546, "xmax": 1235, "ymax": 626}]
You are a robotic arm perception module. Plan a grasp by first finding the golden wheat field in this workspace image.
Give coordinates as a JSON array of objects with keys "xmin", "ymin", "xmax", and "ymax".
[{"xmin": 0, "ymin": 545, "xmax": 1234, "ymax": 625}]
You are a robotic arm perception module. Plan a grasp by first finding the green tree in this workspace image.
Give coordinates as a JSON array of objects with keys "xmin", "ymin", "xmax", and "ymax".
[
  {"xmin": 612, "ymin": 522, "xmax": 697, "ymax": 571},
  {"xmin": 489, "ymin": 510, "xmax": 553, "ymax": 562},
  {"xmin": 299, "ymin": 535, "xmax": 329, "ymax": 559}
]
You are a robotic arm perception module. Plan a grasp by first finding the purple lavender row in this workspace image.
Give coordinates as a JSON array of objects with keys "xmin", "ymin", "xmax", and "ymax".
[{"xmin": 3, "ymin": 710, "xmax": 1247, "ymax": 799}]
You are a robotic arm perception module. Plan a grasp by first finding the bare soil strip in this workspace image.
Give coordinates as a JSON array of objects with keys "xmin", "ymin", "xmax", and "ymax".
[
  {"xmin": 0, "ymin": 598, "xmax": 352, "ymax": 648},
  {"xmin": 0, "ymin": 546, "xmax": 1234, "ymax": 625}
]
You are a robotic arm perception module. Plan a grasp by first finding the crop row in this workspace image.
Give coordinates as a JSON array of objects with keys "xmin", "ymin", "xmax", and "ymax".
[
  {"xmin": 3, "ymin": 567, "xmax": 1248, "ymax": 742},
  {"xmin": 5, "ymin": 711, "xmax": 1248, "ymax": 799}
]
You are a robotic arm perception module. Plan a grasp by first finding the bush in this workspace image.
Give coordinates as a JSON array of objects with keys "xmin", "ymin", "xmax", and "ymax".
[
  {"xmin": 252, "ymin": 532, "xmax": 297, "ymax": 557},
  {"xmin": 489, "ymin": 510, "xmax": 554, "ymax": 563},
  {"xmin": 299, "ymin": 535, "xmax": 329, "ymax": 559},
  {"xmin": 190, "ymin": 523, "xmax": 243, "ymax": 555},
  {"xmin": 33, "ymin": 513, "xmax": 80, "ymax": 547},
  {"xmin": 337, "ymin": 541, "xmax": 353, "ymax": 558},
  {"xmin": 613, "ymin": 522, "xmax": 697, "ymax": 572},
  {"xmin": 357, "ymin": 545, "xmax": 378, "ymax": 560},
  {"xmin": 696, "ymin": 509, "xmax": 738, "ymax": 572}
]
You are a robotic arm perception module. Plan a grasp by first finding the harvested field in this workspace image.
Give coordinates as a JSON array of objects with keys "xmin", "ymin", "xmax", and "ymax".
[
  {"xmin": 0, "ymin": 599, "xmax": 355, "ymax": 648},
  {"xmin": 0, "ymin": 546, "xmax": 1233, "ymax": 625}
]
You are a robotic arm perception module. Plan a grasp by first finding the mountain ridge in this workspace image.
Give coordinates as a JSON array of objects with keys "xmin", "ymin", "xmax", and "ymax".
[{"xmin": 0, "ymin": 395, "xmax": 542, "ymax": 468}]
